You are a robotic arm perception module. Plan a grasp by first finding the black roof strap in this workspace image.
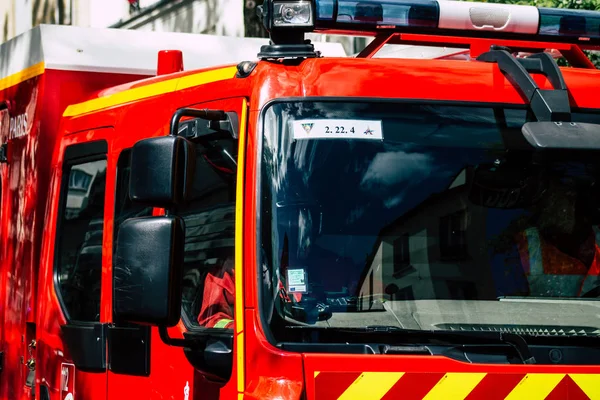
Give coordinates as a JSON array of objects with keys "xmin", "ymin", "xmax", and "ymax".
[{"xmin": 477, "ymin": 48, "xmax": 571, "ymax": 122}]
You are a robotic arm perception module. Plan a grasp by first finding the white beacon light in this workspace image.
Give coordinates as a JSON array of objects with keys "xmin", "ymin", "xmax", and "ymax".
[
  {"xmin": 273, "ymin": 0, "xmax": 314, "ymax": 27},
  {"xmin": 437, "ymin": 0, "xmax": 539, "ymax": 34}
]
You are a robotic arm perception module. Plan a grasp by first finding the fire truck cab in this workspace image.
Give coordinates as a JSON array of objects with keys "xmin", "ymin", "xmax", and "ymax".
[{"xmin": 4, "ymin": 0, "xmax": 600, "ymax": 399}]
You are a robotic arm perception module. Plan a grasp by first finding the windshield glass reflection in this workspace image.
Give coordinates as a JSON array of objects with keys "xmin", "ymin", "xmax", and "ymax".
[{"xmin": 259, "ymin": 101, "xmax": 600, "ymax": 339}]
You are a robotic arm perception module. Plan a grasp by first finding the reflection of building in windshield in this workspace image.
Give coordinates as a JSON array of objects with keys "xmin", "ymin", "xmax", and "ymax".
[
  {"xmin": 65, "ymin": 160, "xmax": 105, "ymax": 219},
  {"xmin": 357, "ymin": 166, "xmax": 497, "ymax": 309}
]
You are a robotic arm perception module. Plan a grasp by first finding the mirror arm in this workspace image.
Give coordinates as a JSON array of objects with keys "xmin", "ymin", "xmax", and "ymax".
[
  {"xmin": 159, "ymin": 325, "xmax": 190, "ymax": 348},
  {"xmin": 170, "ymin": 108, "xmax": 227, "ymax": 137}
]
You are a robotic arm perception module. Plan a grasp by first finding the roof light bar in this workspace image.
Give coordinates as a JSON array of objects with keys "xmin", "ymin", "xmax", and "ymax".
[
  {"xmin": 437, "ymin": 1, "xmax": 539, "ymax": 34},
  {"xmin": 538, "ymin": 8, "xmax": 600, "ymax": 40},
  {"xmin": 256, "ymin": 0, "xmax": 600, "ymax": 60},
  {"xmin": 314, "ymin": 0, "xmax": 600, "ymax": 44},
  {"xmin": 316, "ymin": 0, "xmax": 439, "ymax": 29}
]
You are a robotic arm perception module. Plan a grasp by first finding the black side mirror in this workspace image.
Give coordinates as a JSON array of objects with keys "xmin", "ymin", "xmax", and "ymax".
[
  {"xmin": 521, "ymin": 121, "xmax": 600, "ymax": 151},
  {"xmin": 113, "ymin": 215, "xmax": 185, "ymax": 327},
  {"xmin": 129, "ymin": 135, "xmax": 196, "ymax": 208}
]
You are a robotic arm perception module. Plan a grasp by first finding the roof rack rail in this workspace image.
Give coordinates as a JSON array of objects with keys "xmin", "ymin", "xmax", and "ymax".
[
  {"xmin": 477, "ymin": 48, "xmax": 571, "ymax": 122},
  {"xmin": 355, "ymin": 33, "xmax": 596, "ymax": 69}
]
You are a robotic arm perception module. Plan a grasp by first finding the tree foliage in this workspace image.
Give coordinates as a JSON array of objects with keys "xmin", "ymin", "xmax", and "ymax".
[
  {"xmin": 466, "ymin": 0, "xmax": 600, "ymax": 67},
  {"xmin": 244, "ymin": 0, "xmax": 268, "ymax": 37}
]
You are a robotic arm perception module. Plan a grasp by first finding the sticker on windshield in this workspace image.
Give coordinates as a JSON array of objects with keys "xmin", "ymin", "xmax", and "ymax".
[
  {"xmin": 292, "ymin": 119, "xmax": 383, "ymax": 140},
  {"xmin": 287, "ymin": 269, "xmax": 307, "ymax": 293}
]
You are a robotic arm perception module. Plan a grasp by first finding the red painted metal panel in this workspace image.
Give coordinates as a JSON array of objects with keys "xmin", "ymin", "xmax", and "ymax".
[{"xmin": 0, "ymin": 67, "xmax": 148, "ymax": 400}]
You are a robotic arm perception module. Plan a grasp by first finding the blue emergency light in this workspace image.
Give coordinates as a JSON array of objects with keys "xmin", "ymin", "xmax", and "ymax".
[{"xmin": 256, "ymin": 0, "xmax": 600, "ymax": 59}]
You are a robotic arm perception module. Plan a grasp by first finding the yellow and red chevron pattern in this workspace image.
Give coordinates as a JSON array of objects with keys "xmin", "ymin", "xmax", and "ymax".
[{"xmin": 313, "ymin": 371, "xmax": 600, "ymax": 400}]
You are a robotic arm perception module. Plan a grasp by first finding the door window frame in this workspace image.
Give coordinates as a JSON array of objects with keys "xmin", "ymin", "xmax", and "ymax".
[
  {"xmin": 53, "ymin": 140, "xmax": 108, "ymax": 324},
  {"xmin": 175, "ymin": 99, "xmax": 244, "ymax": 333}
]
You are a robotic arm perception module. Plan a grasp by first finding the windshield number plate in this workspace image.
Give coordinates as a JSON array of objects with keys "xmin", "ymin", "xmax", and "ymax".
[{"xmin": 292, "ymin": 119, "xmax": 383, "ymax": 140}]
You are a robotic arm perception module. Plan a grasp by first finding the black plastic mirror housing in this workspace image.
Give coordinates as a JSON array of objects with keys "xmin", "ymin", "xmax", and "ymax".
[
  {"xmin": 113, "ymin": 215, "xmax": 185, "ymax": 327},
  {"xmin": 183, "ymin": 332, "xmax": 233, "ymax": 382},
  {"xmin": 522, "ymin": 121, "xmax": 600, "ymax": 150},
  {"xmin": 129, "ymin": 135, "xmax": 196, "ymax": 208}
]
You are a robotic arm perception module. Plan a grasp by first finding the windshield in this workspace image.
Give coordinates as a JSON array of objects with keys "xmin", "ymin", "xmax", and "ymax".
[{"xmin": 259, "ymin": 100, "xmax": 600, "ymax": 342}]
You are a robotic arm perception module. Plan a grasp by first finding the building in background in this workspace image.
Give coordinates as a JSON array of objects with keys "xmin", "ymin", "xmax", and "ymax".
[
  {"xmin": 109, "ymin": 0, "xmax": 366, "ymax": 54},
  {"xmin": 356, "ymin": 168, "xmax": 496, "ymax": 309},
  {"xmin": 1, "ymin": 0, "xmax": 368, "ymax": 55},
  {"xmin": 2, "ymin": 0, "xmax": 74, "ymax": 42},
  {"xmin": 110, "ymin": 0, "xmax": 245, "ymax": 37}
]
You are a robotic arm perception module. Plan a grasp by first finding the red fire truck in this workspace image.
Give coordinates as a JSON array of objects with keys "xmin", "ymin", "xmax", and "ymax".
[{"xmin": 2, "ymin": 0, "xmax": 600, "ymax": 399}]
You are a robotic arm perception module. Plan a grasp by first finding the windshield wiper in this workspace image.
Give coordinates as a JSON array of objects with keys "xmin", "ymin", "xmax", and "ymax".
[
  {"xmin": 363, "ymin": 326, "xmax": 535, "ymax": 364},
  {"xmin": 497, "ymin": 332, "xmax": 536, "ymax": 364},
  {"xmin": 286, "ymin": 325, "xmax": 536, "ymax": 364}
]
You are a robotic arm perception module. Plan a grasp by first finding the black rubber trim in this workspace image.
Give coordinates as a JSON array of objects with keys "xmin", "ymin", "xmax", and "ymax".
[
  {"xmin": 61, "ymin": 323, "xmax": 107, "ymax": 372},
  {"xmin": 39, "ymin": 384, "xmax": 50, "ymax": 400},
  {"xmin": 64, "ymin": 140, "xmax": 108, "ymax": 161},
  {"xmin": 258, "ymin": 43, "xmax": 319, "ymax": 60},
  {"xmin": 108, "ymin": 324, "xmax": 151, "ymax": 376}
]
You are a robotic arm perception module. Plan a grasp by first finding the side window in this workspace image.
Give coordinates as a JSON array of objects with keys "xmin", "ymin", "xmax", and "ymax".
[
  {"xmin": 113, "ymin": 149, "xmax": 153, "ymax": 254},
  {"xmin": 180, "ymin": 126, "xmax": 238, "ymax": 329},
  {"xmin": 55, "ymin": 157, "xmax": 107, "ymax": 322}
]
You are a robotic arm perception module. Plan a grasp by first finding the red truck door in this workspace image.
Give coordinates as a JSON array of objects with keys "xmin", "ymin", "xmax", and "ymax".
[
  {"xmin": 106, "ymin": 96, "xmax": 247, "ymax": 399},
  {"xmin": 100, "ymin": 146, "xmax": 195, "ymax": 398},
  {"xmin": 37, "ymin": 130, "xmax": 113, "ymax": 400}
]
